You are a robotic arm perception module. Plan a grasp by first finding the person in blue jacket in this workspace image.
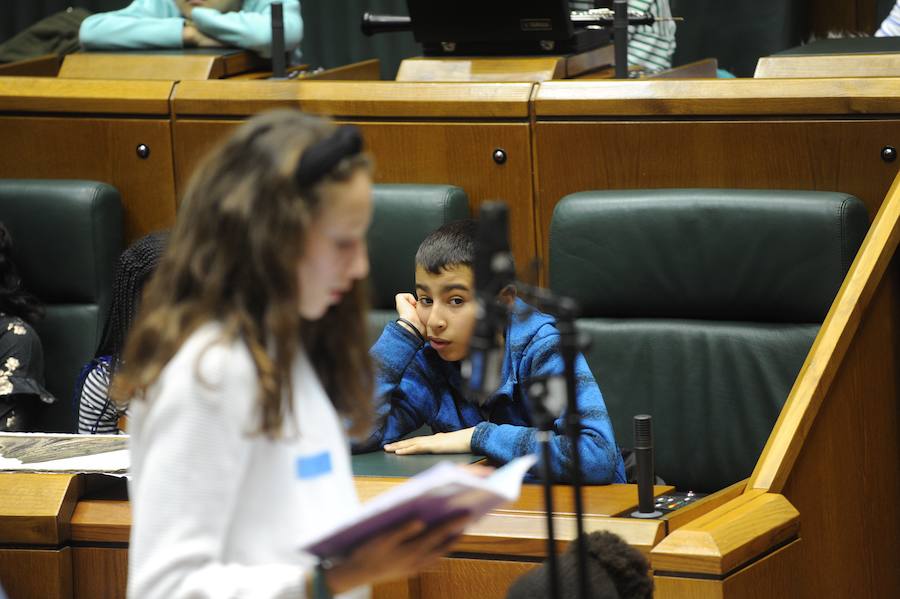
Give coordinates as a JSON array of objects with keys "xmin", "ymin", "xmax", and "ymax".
[
  {"xmin": 79, "ymin": 0, "xmax": 302, "ymax": 61},
  {"xmin": 356, "ymin": 219, "xmax": 626, "ymax": 484}
]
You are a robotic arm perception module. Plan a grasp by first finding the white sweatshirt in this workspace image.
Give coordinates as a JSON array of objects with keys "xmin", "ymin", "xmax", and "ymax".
[{"xmin": 127, "ymin": 323, "xmax": 369, "ymax": 599}]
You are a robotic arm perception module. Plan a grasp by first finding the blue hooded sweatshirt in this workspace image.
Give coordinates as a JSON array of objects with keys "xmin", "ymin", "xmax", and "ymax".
[{"xmin": 356, "ymin": 298, "xmax": 626, "ymax": 484}]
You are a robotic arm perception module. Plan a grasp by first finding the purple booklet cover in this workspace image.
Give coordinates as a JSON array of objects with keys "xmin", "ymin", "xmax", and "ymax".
[{"xmin": 301, "ymin": 454, "xmax": 537, "ymax": 560}]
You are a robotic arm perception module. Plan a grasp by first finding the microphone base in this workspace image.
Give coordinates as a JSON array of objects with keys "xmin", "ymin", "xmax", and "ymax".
[{"xmin": 630, "ymin": 509, "xmax": 663, "ymax": 519}]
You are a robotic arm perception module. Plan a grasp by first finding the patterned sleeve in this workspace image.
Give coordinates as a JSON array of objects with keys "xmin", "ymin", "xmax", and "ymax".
[{"xmin": 77, "ymin": 362, "xmax": 121, "ymax": 434}]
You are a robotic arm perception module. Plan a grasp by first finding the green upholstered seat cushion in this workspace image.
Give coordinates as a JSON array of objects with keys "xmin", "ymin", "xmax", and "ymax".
[
  {"xmin": 579, "ymin": 319, "xmax": 818, "ymax": 493},
  {"xmin": 0, "ymin": 180, "xmax": 122, "ymax": 431},
  {"xmin": 0, "ymin": 180, "xmax": 122, "ymax": 305},
  {"xmin": 550, "ymin": 189, "xmax": 868, "ymax": 322},
  {"xmin": 368, "ymin": 184, "xmax": 469, "ymax": 310},
  {"xmin": 549, "ymin": 189, "xmax": 868, "ymax": 492}
]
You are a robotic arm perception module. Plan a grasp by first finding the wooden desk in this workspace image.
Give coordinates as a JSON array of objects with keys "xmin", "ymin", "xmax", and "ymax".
[
  {"xmin": 531, "ymin": 77, "xmax": 900, "ymax": 277},
  {"xmin": 0, "ymin": 77, "xmax": 177, "ymax": 243},
  {"xmin": 0, "ymin": 472, "xmax": 672, "ymax": 599},
  {"xmin": 58, "ymin": 49, "xmax": 267, "ymax": 81},
  {"xmin": 395, "ymin": 45, "xmax": 615, "ymax": 83},
  {"xmin": 170, "ymin": 80, "xmax": 538, "ymax": 277}
]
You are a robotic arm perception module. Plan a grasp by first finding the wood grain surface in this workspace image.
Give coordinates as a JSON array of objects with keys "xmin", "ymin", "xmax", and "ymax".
[
  {"xmin": 534, "ymin": 78, "xmax": 900, "ymax": 116},
  {"xmin": 0, "ymin": 77, "xmax": 172, "ymax": 114},
  {"xmin": 0, "ymin": 115, "xmax": 177, "ymax": 242},
  {"xmin": 172, "ymin": 81, "xmax": 534, "ymax": 118},
  {"xmin": 0, "ymin": 473, "xmax": 79, "ymax": 545}
]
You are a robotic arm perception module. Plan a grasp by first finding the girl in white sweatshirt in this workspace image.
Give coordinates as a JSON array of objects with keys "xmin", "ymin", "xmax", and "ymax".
[{"xmin": 114, "ymin": 109, "xmax": 469, "ymax": 599}]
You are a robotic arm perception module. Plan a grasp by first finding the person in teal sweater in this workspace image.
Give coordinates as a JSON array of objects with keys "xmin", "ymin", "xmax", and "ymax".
[
  {"xmin": 79, "ymin": 0, "xmax": 302, "ymax": 61},
  {"xmin": 355, "ymin": 220, "xmax": 626, "ymax": 485}
]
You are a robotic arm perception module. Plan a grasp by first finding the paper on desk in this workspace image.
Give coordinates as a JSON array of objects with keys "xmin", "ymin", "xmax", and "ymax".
[
  {"xmin": 0, "ymin": 432, "xmax": 129, "ymax": 475},
  {"xmin": 301, "ymin": 453, "xmax": 538, "ymax": 560}
]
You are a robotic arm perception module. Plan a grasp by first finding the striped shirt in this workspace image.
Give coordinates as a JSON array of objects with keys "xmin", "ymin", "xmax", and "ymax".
[
  {"xmin": 876, "ymin": 2, "xmax": 900, "ymax": 37},
  {"xmin": 77, "ymin": 358, "xmax": 126, "ymax": 434},
  {"xmin": 628, "ymin": 0, "xmax": 677, "ymax": 73}
]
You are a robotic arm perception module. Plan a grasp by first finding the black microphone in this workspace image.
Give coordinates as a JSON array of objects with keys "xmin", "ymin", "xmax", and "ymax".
[
  {"xmin": 270, "ymin": 2, "xmax": 286, "ymax": 79},
  {"xmin": 360, "ymin": 13, "xmax": 413, "ymax": 36},
  {"xmin": 631, "ymin": 414, "xmax": 662, "ymax": 518},
  {"xmin": 461, "ymin": 202, "xmax": 515, "ymax": 404}
]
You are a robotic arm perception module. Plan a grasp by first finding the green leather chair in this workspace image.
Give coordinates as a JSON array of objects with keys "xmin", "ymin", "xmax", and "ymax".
[
  {"xmin": 549, "ymin": 189, "xmax": 868, "ymax": 493},
  {"xmin": 0, "ymin": 180, "xmax": 122, "ymax": 432},
  {"xmin": 367, "ymin": 184, "xmax": 470, "ymax": 343}
]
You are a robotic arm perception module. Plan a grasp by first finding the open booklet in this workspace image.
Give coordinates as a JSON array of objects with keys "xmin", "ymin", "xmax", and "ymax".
[
  {"xmin": 301, "ymin": 454, "xmax": 538, "ymax": 560},
  {"xmin": 0, "ymin": 432, "xmax": 129, "ymax": 475}
]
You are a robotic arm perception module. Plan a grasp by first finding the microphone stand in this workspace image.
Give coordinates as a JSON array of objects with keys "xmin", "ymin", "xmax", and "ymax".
[
  {"xmin": 515, "ymin": 283, "xmax": 590, "ymax": 599},
  {"xmin": 525, "ymin": 377, "xmax": 562, "ymax": 599},
  {"xmin": 467, "ymin": 201, "xmax": 588, "ymax": 599}
]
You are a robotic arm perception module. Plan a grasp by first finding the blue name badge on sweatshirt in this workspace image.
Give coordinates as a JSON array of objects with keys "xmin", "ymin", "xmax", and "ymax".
[{"xmin": 296, "ymin": 451, "xmax": 332, "ymax": 480}]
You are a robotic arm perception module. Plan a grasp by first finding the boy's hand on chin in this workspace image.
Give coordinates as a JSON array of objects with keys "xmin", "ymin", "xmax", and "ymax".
[
  {"xmin": 395, "ymin": 293, "xmax": 426, "ymax": 337},
  {"xmin": 384, "ymin": 428, "xmax": 475, "ymax": 454}
]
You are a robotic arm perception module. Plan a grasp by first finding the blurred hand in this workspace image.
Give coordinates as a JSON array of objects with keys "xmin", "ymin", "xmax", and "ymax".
[
  {"xmin": 324, "ymin": 514, "xmax": 471, "ymax": 593},
  {"xmin": 395, "ymin": 293, "xmax": 425, "ymax": 338},
  {"xmin": 182, "ymin": 25, "xmax": 223, "ymax": 48},
  {"xmin": 384, "ymin": 428, "xmax": 475, "ymax": 455}
]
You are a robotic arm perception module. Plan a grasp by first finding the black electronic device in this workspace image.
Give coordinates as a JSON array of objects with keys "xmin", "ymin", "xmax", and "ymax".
[
  {"xmin": 367, "ymin": 0, "xmax": 611, "ymax": 56},
  {"xmin": 652, "ymin": 491, "xmax": 706, "ymax": 515}
]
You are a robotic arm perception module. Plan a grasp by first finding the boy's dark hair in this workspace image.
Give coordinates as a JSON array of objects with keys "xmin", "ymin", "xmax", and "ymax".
[
  {"xmin": 0, "ymin": 222, "xmax": 43, "ymax": 324},
  {"xmin": 415, "ymin": 219, "xmax": 477, "ymax": 275},
  {"xmin": 506, "ymin": 531, "xmax": 654, "ymax": 599}
]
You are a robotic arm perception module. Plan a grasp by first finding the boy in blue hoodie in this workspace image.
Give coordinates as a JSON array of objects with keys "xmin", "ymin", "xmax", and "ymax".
[{"xmin": 357, "ymin": 220, "xmax": 626, "ymax": 484}]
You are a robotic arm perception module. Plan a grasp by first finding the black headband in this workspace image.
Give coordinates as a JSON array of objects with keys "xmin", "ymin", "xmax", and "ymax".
[{"xmin": 294, "ymin": 125, "xmax": 364, "ymax": 188}]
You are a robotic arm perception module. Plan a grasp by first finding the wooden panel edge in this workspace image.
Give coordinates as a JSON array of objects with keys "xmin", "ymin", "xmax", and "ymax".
[
  {"xmin": 0, "ymin": 473, "xmax": 80, "ymax": 545},
  {"xmin": 171, "ymin": 81, "xmax": 535, "ymax": 118},
  {"xmin": 749, "ymin": 169, "xmax": 900, "ymax": 491},
  {"xmin": 650, "ymin": 492, "xmax": 799, "ymax": 576},
  {"xmin": 533, "ymin": 78, "xmax": 900, "ymax": 116},
  {"xmin": 755, "ymin": 53, "xmax": 900, "ymax": 79},
  {"xmin": 0, "ymin": 77, "xmax": 174, "ymax": 114}
]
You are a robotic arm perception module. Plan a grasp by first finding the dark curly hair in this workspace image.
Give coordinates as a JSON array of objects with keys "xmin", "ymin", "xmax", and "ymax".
[
  {"xmin": 0, "ymin": 222, "xmax": 43, "ymax": 324},
  {"xmin": 506, "ymin": 531, "xmax": 654, "ymax": 599},
  {"xmin": 96, "ymin": 231, "xmax": 169, "ymax": 363}
]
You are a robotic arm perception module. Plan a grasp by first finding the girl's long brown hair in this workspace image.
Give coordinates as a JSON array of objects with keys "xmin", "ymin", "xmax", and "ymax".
[{"xmin": 112, "ymin": 110, "xmax": 373, "ymax": 438}]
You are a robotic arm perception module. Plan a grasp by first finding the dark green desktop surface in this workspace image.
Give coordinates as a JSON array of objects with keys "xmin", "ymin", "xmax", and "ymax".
[
  {"xmin": 351, "ymin": 451, "xmax": 484, "ymax": 478},
  {"xmin": 351, "ymin": 426, "xmax": 484, "ymax": 477}
]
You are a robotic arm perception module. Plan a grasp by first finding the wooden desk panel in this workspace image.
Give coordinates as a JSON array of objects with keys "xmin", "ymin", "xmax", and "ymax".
[
  {"xmin": 172, "ymin": 81, "xmax": 534, "ymax": 119},
  {"xmin": 534, "ymin": 78, "xmax": 900, "ymax": 117},
  {"xmin": 173, "ymin": 119, "xmax": 537, "ymax": 274},
  {"xmin": 0, "ymin": 77, "xmax": 172, "ymax": 115},
  {"xmin": 655, "ymin": 539, "xmax": 803, "ymax": 599},
  {"xmin": 533, "ymin": 119, "xmax": 900, "ymax": 267},
  {"xmin": 0, "ymin": 473, "xmax": 79, "ymax": 546},
  {"xmin": 417, "ymin": 557, "xmax": 536, "ymax": 599},
  {"xmin": 0, "ymin": 116, "xmax": 177, "ymax": 242},
  {"xmin": 0, "ymin": 547, "xmax": 73, "ymax": 599},
  {"xmin": 58, "ymin": 51, "xmax": 264, "ymax": 81},
  {"xmin": 63, "ymin": 480, "xmax": 669, "ymax": 599},
  {"xmin": 73, "ymin": 547, "xmax": 128, "ymax": 599},
  {"xmin": 755, "ymin": 53, "xmax": 900, "ymax": 79}
]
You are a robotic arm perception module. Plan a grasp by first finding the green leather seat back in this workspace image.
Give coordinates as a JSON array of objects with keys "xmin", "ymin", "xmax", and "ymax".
[
  {"xmin": 0, "ymin": 180, "xmax": 122, "ymax": 432},
  {"xmin": 550, "ymin": 189, "xmax": 868, "ymax": 493},
  {"xmin": 367, "ymin": 184, "xmax": 469, "ymax": 343}
]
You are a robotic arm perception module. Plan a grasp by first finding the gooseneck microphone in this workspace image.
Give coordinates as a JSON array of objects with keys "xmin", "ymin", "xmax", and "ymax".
[
  {"xmin": 461, "ymin": 202, "xmax": 515, "ymax": 404},
  {"xmin": 631, "ymin": 414, "xmax": 662, "ymax": 518},
  {"xmin": 270, "ymin": 2, "xmax": 287, "ymax": 79}
]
